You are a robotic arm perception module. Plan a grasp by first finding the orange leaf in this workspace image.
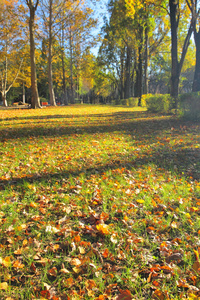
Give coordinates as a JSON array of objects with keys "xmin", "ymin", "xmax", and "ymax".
[
  {"xmin": 117, "ymin": 289, "xmax": 132, "ymax": 300},
  {"xmin": 63, "ymin": 277, "xmax": 74, "ymax": 287},
  {"xmin": 152, "ymin": 289, "xmax": 165, "ymax": 300},
  {"xmin": 48, "ymin": 267, "xmax": 57, "ymax": 277},
  {"xmin": 13, "ymin": 260, "xmax": 24, "ymax": 269},
  {"xmin": 41, "ymin": 290, "xmax": 51, "ymax": 298},
  {"xmin": 153, "ymin": 280, "xmax": 160, "ymax": 287},
  {"xmin": 102, "ymin": 248, "xmax": 109, "ymax": 258}
]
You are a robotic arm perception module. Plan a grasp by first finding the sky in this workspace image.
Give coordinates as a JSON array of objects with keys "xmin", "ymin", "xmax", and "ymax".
[{"xmin": 88, "ymin": 0, "xmax": 109, "ymax": 56}]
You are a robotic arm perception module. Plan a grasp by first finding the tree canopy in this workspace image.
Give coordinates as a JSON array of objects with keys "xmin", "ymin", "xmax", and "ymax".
[{"xmin": 0, "ymin": 0, "xmax": 198, "ymax": 107}]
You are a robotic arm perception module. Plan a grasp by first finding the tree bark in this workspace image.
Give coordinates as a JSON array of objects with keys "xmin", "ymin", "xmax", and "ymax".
[
  {"xmin": 2, "ymin": 92, "xmax": 7, "ymax": 107},
  {"xmin": 61, "ymin": 21, "xmax": 68, "ymax": 105},
  {"xmin": 169, "ymin": 0, "xmax": 192, "ymax": 105},
  {"xmin": 169, "ymin": 0, "xmax": 179, "ymax": 100},
  {"xmin": 27, "ymin": 1, "xmax": 41, "ymax": 108},
  {"xmin": 124, "ymin": 45, "xmax": 132, "ymax": 99},
  {"xmin": 48, "ymin": 0, "xmax": 56, "ymax": 106},
  {"xmin": 192, "ymin": 30, "xmax": 200, "ymax": 92},
  {"xmin": 144, "ymin": 25, "xmax": 149, "ymax": 95},
  {"xmin": 69, "ymin": 28, "xmax": 74, "ymax": 104}
]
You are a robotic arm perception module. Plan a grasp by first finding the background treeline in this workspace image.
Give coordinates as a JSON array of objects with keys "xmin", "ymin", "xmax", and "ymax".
[{"xmin": 0, "ymin": 0, "xmax": 199, "ymax": 108}]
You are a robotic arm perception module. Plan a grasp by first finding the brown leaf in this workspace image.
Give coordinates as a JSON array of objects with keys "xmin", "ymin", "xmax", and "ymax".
[
  {"xmin": 152, "ymin": 289, "xmax": 165, "ymax": 300},
  {"xmin": 192, "ymin": 261, "xmax": 200, "ymax": 274},
  {"xmin": 165, "ymin": 253, "xmax": 183, "ymax": 263},
  {"xmin": 116, "ymin": 289, "xmax": 132, "ymax": 300},
  {"xmin": 48, "ymin": 267, "xmax": 57, "ymax": 277}
]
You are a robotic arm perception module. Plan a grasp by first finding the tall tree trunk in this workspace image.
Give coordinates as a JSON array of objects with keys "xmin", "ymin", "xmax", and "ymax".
[
  {"xmin": 69, "ymin": 28, "xmax": 74, "ymax": 104},
  {"xmin": 120, "ymin": 47, "xmax": 125, "ymax": 100},
  {"xmin": 61, "ymin": 50, "xmax": 68, "ymax": 105},
  {"xmin": 124, "ymin": 45, "xmax": 132, "ymax": 99},
  {"xmin": 23, "ymin": 82, "xmax": 25, "ymax": 103},
  {"xmin": 61, "ymin": 22, "xmax": 68, "ymax": 105},
  {"xmin": 192, "ymin": 30, "xmax": 200, "ymax": 92},
  {"xmin": 169, "ymin": 0, "xmax": 192, "ymax": 106},
  {"xmin": 48, "ymin": 0, "xmax": 56, "ymax": 106},
  {"xmin": 169, "ymin": 0, "xmax": 179, "ymax": 101},
  {"xmin": 28, "ymin": 2, "xmax": 41, "ymax": 109},
  {"xmin": 144, "ymin": 25, "xmax": 149, "ymax": 95},
  {"xmin": 2, "ymin": 92, "xmax": 7, "ymax": 107},
  {"xmin": 137, "ymin": 44, "xmax": 143, "ymax": 106}
]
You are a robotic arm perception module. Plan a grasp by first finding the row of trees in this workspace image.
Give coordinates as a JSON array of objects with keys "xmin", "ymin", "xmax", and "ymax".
[
  {"xmin": 0, "ymin": 0, "xmax": 200, "ymax": 108},
  {"xmin": 99, "ymin": 0, "xmax": 200, "ymax": 105}
]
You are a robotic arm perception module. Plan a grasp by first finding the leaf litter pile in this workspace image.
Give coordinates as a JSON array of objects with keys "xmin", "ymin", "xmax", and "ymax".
[{"xmin": 0, "ymin": 105, "xmax": 200, "ymax": 300}]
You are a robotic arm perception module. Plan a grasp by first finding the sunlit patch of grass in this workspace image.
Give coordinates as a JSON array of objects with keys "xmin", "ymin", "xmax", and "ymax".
[{"xmin": 0, "ymin": 105, "xmax": 200, "ymax": 299}]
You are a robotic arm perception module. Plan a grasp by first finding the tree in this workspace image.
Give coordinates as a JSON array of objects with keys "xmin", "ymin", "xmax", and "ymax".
[
  {"xmin": 0, "ymin": 0, "xmax": 27, "ymax": 106},
  {"xmin": 40, "ymin": 0, "xmax": 69, "ymax": 106},
  {"xmin": 169, "ymin": 0, "xmax": 193, "ymax": 102},
  {"xmin": 25, "ymin": 0, "xmax": 41, "ymax": 108},
  {"xmin": 186, "ymin": 0, "xmax": 200, "ymax": 92}
]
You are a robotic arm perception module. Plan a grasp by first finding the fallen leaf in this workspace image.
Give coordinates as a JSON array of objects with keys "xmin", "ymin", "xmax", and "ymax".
[
  {"xmin": 0, "ymin": 282, "xmax": 8, "ymax": 290},
  {"xmin": 96, "ymin": 224, "xmax": 110, "ymax": 235},
  {"xmin": 48, "ymin": 267, "xmax": 57, "ymax": 277},
  {"xmin": 13, "ymin": 260, "xmax": 24, "ymax": 269},
  {"xmin": 117, "ymin": 289, "xmax": 132, "ymax": 300}
]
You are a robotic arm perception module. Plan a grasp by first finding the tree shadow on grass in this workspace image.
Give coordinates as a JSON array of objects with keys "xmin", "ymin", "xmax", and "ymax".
[
  {"xmin": 0, "ymin": 138, "xmax": 200, "ymax": 191},
  {"xmin": 0, "ymin": 110, "xmax": 199, "ymax": 191},
  {"xmin": 0, "ymin": 111, "xmax": 188, "ymax": 142}
]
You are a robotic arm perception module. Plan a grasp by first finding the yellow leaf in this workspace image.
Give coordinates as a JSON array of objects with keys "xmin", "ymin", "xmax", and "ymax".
[
  {"xmin": 71, "ymin": 258, "xmax": 82, "ymax": 266},
  {"xmin": 2, "ymin": 257, "xmax": 12, "ymax": 267},
  {"xmin": 136, "ymin": 199, "xmax": 145, "ymax": 204},
  {"xmin": 0, "ymin": 282, "xmax": 8, "ymax": 290},
  {"xmin": 96, "ymin": 224, "xmax": 110, "ymax": 235}
]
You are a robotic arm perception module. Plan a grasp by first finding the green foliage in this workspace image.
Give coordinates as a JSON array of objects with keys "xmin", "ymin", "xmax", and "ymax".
[
  {"xmin": 121, "ymin": 97, "xmax": 139, "ymax": 107},
  {"xmin": 40, "ymin": 97, "xmax": 48, "ymax": 104},
  {"xmin": 178, "ymin": 92, "xmax": 200, "ymax": 120},
  {"xmin": 145, "ymin": 94, "xmax": 172, "ymax": 113},
  {"xmin": 112, "ymin": 97, "xmax": 140, "ymax": 107}
]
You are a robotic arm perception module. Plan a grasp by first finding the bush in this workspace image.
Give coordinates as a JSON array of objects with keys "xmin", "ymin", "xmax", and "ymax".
[
  {"xmin": 145, "ymin": 94, "xmax": 172, "ymax": 113},
  {"xmin": 113, "ymin": 98, "xmax": 139, "ymax": 107},
  {"xmin": 178, "ymin": 92, "xmax": 200, "ymax": 120},
  {"xmin": 40, "ymin": 97, "xmax": 48, "ymax": 104}
]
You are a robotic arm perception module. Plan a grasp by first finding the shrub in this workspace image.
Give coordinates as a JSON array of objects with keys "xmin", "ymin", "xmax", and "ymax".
[
  {"xmin": 178, "ymin": 92, "xmax": 200, "ymax": 120},
  {"xmin": 40, "ymin": 97, "xmax": 48, "ymax": 105},
  {"xmin": 145, "ymin": 94, "xmax": 172, "ymax": 113},
  {"xmin": 114, "ymin": 98, "xmax": 140, "ymax": 107}
]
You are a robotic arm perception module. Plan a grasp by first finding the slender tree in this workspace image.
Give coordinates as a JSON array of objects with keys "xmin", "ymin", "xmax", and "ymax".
[
  {"xmin": 25, "ymin": 0, "xmax": 41, "ymax": 108},
  {"xmin": 0, "ymin": 0, "xmax": 27, "ymax": 106},
  {"xmin": 186, "ymin": 0, "xmax": 200, "ymax": 92},
  {"xmin": 169, "ymin": 0, "xmax": 193, "ymax": 102}
]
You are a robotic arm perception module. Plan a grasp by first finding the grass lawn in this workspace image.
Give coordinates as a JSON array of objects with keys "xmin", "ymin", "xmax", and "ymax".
[{"xmin": 0, "ymin": 105, "xmax": 200, "ymax": 300}]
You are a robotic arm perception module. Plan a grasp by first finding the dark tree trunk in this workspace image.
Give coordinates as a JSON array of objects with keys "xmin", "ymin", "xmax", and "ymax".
[
  {"xmin": 144, "ymin": 25, "xmax": 149, "ymax": 95},
  {"xmin": 48, "ymin": 0, "xmax": 56, "ymax": 106},
  {"xmin": 69, "ymin": 28, "xmax": 74, "ymax": 104},
  {"xmin": 193, "ymin": 30, "xmax": 200, "ymax": 92},
  {"xmin": 124, "ymin": 46, "xmax": 132, "ymax": 99},
  {"xmin": 169, "ymin": 0, "xmax": 193, "ymax": 106},
  {"xmin": 169, "ymin": 0, "xmax": 179, "ymax": 100},
  {"xmin": 119, "ymin": 47, "xmax": 125, "ymax": 100},
  {"xmin": 27, "ymin": 0, "xmax": 41, "ymax": 109}
]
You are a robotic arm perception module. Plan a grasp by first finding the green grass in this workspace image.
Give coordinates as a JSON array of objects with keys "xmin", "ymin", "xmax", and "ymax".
[{"xmin": 0, "ymin": 105, "xmax": 200, "ymax": 300}]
